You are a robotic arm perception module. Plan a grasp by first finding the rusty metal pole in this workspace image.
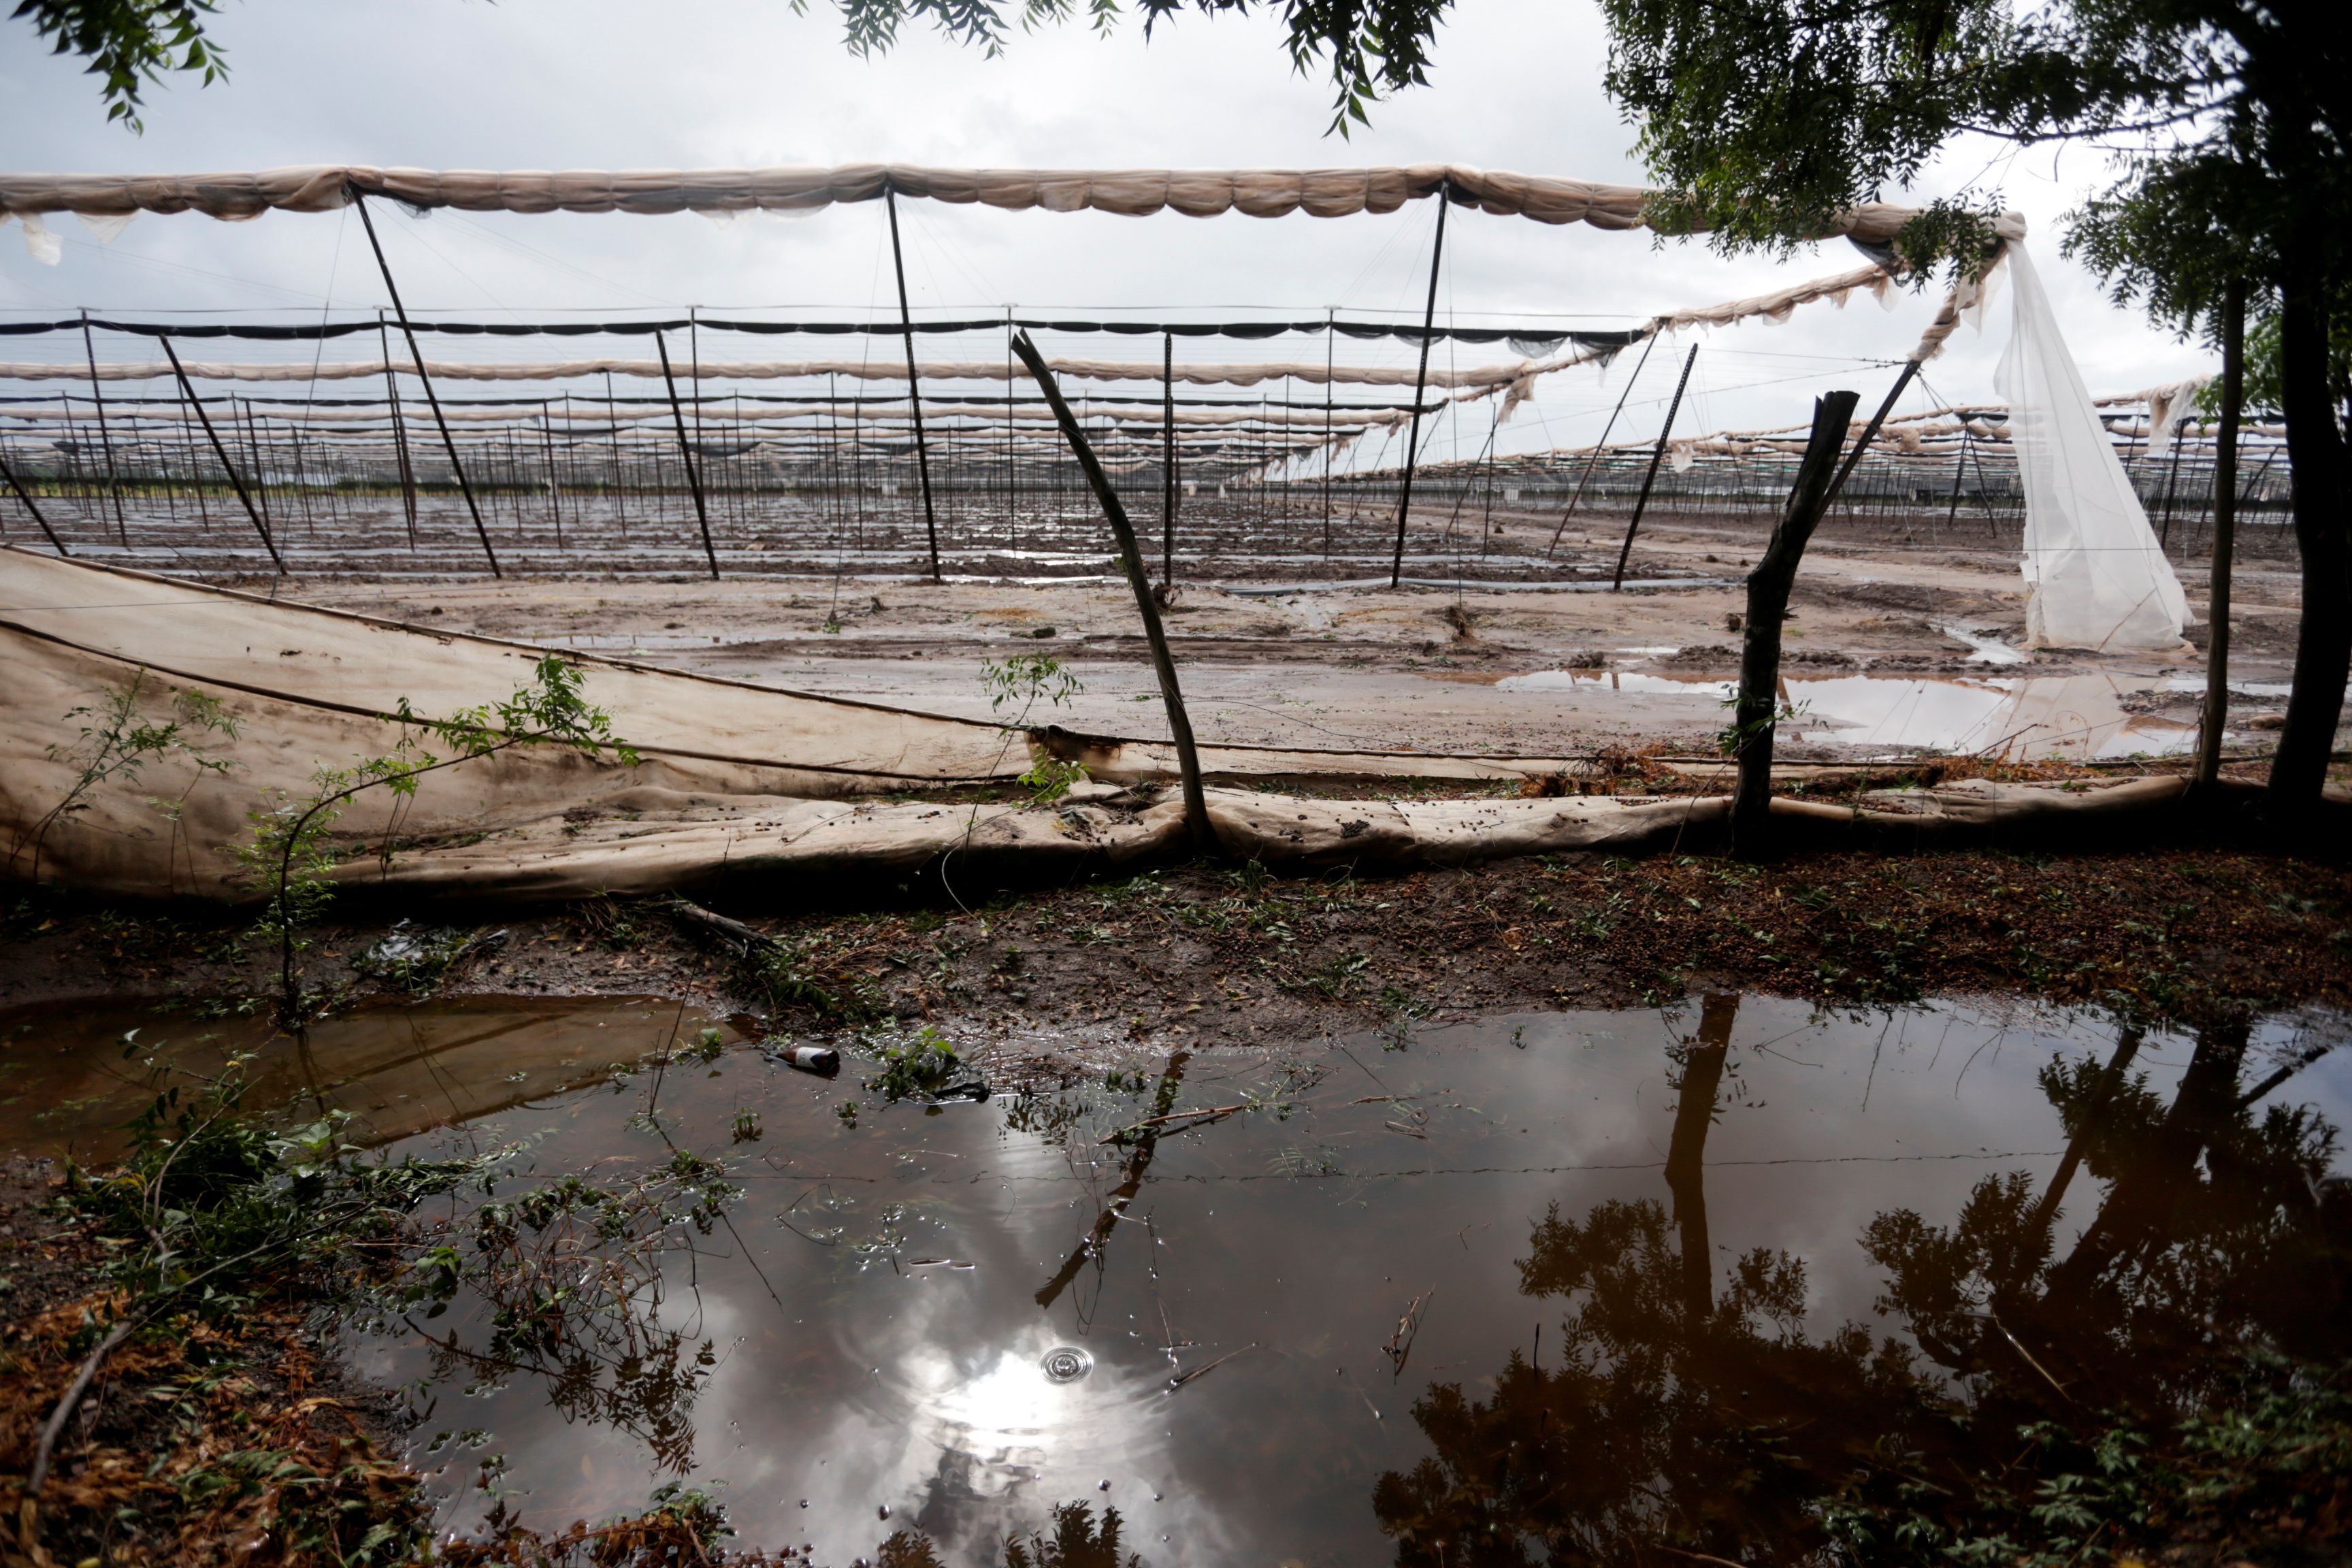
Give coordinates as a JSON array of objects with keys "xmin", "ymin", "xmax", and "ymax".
[{"xmin": 0, "ymin": 443, "xmax": 72, "ymax": 555}]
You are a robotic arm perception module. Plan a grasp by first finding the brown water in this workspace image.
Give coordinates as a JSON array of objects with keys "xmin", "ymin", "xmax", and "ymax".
[
  {"xmin": 9, "ymin": 993, "xmax": 2346, "ymax": 1565},
  {"xmin": 0, "ymin": 994, "xmax": 732, "ymax": 1160}
]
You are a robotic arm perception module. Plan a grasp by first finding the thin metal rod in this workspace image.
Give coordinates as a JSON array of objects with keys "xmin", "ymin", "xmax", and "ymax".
[
  {"xmin": 2196, "ymin": 279, "xmax": 2246, "ymax": 787},
  {"xmin": 350, "ymin": 190, "xmax": 501, "ymax": 578},
  {"xmin": 1162, "ymin": 330, "xmax": 1177, "ymax": 588},
  {"xmin": 655, "ymin": 332, "xmax": 721, "ymax": 580},
  {"xmin": 0, "ymin": 444, "xmax": 72, "ymax": 555},
  {"xmin": 79, "ymin": 310, "xmax": 127, "ymax": 543},
  {"xmin": 1820, "ymin": 357, "xmax": 1923, "ymax": 511},
  {"xmin": 1548, "ymin": 329, "xmax": 1658, "ymax": 557},
  {"xmin": 1322, "ymin": 307, "xmax": 1335, "ymax": 559},
  {"xmin": 1389, "ymin": 186, "xmax": 1450, "ymax": 588},
  {"xmin": 885, "ymin": 186, "xmax": 943, "ymax": 579},
  {"xmin": 159, "ymin": 336, "xmax": 284, "ymax": 572},
  {"xmin": 1611, "ymin": 343, "xmax": 1698, "ymax": 590}
]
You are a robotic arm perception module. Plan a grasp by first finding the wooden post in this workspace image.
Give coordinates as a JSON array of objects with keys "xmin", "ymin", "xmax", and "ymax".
[
  {"xmin": 159, "ymin": 336, "xmax": 284, "ymax": 573},
  {"xmin": 1729, "ymin": 391, "xmax": 1860, "ymax": 859},
  {"xmin": 1548, "ymin": 330, "xmax": 1658, "ymax": 557},
  {"xmin": 78, "ymin": 311, "xmax": 128, "ymax": 544},
  {"xmin": 350, "ymin": 191, "xmax": 501, "ymax": 577},
  {"xmin": 1388, "ymin": 182, "xmax": 1451, "ymax": 588},
  {"xmin": 0, "ymin": 444, "xmax": 73, "ymax": 555},
  {"xmin": 1611, "ymin": 343, "xmax": 1698, "ymax": 589},
  {"xmin": 655, "ymin": 332, "xmax": 721, "ymax": 579},
  {"xmin": 884, "ymin": 186, "xmax": 943, "ymax": 579},
  {"xmin": 2196, "ymin": 280, "xmax": 2246, "ymax": 788},
  {"xmin": 1010, "ymin": 331, "xmax": 1215, "ymax": 854}
]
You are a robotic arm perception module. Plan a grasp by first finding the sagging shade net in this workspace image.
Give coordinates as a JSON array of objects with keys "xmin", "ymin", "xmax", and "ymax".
[{"xmin": 1, "ymin": 164, "xmax": 2179, "ymax": 657}]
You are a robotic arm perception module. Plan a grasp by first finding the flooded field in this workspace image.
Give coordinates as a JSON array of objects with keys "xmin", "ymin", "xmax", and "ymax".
[{"xmin": 8, "ymin": 991, "xmax": 2343, "ymax": 1565}]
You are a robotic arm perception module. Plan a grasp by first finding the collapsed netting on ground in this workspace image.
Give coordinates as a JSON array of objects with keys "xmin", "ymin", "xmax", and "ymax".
[{"xmin": 0, "ymin": 162, "xmax": 2192, "ymax": 652}]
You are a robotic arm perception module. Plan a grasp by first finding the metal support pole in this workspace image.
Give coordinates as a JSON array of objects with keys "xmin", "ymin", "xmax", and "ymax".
[
  {"xmin": 1322, "ymin": 307, "xmax": 1335, "ymax": 559},
  {"xmin": 1610, "ymin": 342, "xmax": 1699, "ymax": 590},
  {"xmin": 350, "ymin": 190, "xmax": 501, "ymax": 577},
  {"xmin": 655, "ymin": 333, "xmax": 721, "ymax": 579},
  {"xmin": 540, "ymin": 402, "xmax": 564, "ymax": 549},
  {"xmin": 1162, "ymin": 330, "xmax": 1177, "ymax": 588},
  {"xmin": 159, "ymin": 336, "xmax": 284, "ymax": 572},
  {"xmin": 79, "ymin": 311, "xmax": 127, "ymax": 543},
  {"xmin": 1389, "ymin": 184, "xmax": 1451, "ymax": 588},
  {"xmin": 377, "ymin": 313, "xmax": 420, "ymax": 549},
  {"xmin": 885, "ymin": 186, "xmax": 943, "ymax": 579},
  {"xmin": 0, "ymin": 444, "xmax": 72, "ymax": 555},
  {"xmin": 1549, "ymin": 329, "xmax": 1658, "ymax": 557}
]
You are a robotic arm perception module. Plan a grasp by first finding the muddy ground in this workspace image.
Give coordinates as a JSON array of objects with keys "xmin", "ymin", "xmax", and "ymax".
[{"xmin": 237, "ymin": 506, "xmax": 2323, "ymax": 761}]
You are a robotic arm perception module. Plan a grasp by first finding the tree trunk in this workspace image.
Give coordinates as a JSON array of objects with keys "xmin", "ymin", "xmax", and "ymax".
[
  {"xmin": 2268, "ymin": 255, "xmax": 2351, "ymax": 814},
  {"xmin": 1730, "ymin": 391, "xmax": 1859, "ymax": 858}
]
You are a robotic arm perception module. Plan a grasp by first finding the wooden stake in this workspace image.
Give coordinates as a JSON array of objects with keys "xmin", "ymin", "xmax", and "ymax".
[
  {"xmin": 1010, "ymin": 331, "xmax": 1215, "ymax": 854},
  {"xmin": 2196, "ymin": 279, "xmax": 2246, "ymax": 788}
]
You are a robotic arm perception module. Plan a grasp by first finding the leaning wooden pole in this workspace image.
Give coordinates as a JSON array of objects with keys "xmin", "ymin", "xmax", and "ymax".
[
  {"xmin": 1388, "ymin": 184, "xmax": 1451, "ymax": 588},
  {"xmin": 159, "ymin": 336, "xmax": 285, "ymax": 573},
  {"xmin": 1729, "ymin": 390, "xmax": 1861, "ymax": 860},
  {"xmin": 1010, "ymin": 331, "xmax": 1215, "ymax": 855},
  {"xmin": 350, "ymin": 192, "xmax": 501, "ymax": 577},
  {"xmin": 0, "ymin": 444, "xmax": 73, "ymax": 555},
  {"xmin": 885, "ymin": 185, "xmax": 943, "ymax": 580},
  {"xmin": 655, "ymin": 333, "xmax": 721, "ymax": 580},
  {"xmin": 2195, "ymin": 279, "xmax": 2246, "ymax": 788},
  {"xmin": 1610, "ymin": 342, "xmax": 1698, "ymax": 589},
  {"xmin": 79, "ymin": 310, "xmax": 128, "ymax": 544}
]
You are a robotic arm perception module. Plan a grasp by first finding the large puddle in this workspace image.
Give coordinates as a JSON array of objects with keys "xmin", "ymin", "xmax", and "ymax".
[
  {"xmin": 1495, "ymin": 668, "xmax": 2221, "ymax": 760},
  {"xmin": 8, "ymin": 993, "xmax": 2347, "ymax": 1565}
]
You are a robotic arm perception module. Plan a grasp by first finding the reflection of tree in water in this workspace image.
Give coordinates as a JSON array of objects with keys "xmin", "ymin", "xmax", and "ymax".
[
  {"xmin": 411, "ymin": 1152, "xmax": 738, "ymax": 1475},
  {"xmin": 1374, "ymin": 1000, "xmax": 2352, "ymax": 1567}
]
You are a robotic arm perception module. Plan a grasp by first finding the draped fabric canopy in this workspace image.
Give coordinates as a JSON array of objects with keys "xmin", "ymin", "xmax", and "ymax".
[{"xmin": 0, "ymin": 163, "xmax": 2027, "ymax": 245}]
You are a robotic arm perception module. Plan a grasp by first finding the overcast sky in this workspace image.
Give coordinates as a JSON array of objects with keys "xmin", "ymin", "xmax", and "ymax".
[{"xmin": 2, "ymin": 0, "xmax": 2216, "ymax": 461}]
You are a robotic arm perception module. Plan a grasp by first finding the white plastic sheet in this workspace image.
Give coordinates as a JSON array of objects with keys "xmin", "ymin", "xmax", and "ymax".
[{"xmin": 1995, "ymin": 245, "xmax": 2189, "ymax": 652}]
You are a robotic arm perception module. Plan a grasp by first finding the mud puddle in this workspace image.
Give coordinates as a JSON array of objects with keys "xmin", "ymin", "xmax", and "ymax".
[
  {"xmin": 1497, "ymin": 667, "xmax": 2219, "ymax": 759},
  {"xmin": 13, "ymin": 992, "xmax": 2317, "ymax": 1564},
  {"xmin": 0, "ymin": 994, "xmax": 733, "ymax": 1160}
]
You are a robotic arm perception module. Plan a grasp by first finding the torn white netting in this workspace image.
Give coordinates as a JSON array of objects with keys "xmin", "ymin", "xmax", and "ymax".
[{"xmin": 1995, "ymin": 245, "xmax": 2189, "ymax": 653}]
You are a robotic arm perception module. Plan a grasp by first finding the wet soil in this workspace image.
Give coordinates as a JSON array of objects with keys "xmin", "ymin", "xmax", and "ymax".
[
  {"xmin": 7, "ymin": 837, "xmax": 2350, "ymax": 1055},
  {"xmin": 155, "ymin": 504, "xmax": 2326, "ymax": 762}
]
